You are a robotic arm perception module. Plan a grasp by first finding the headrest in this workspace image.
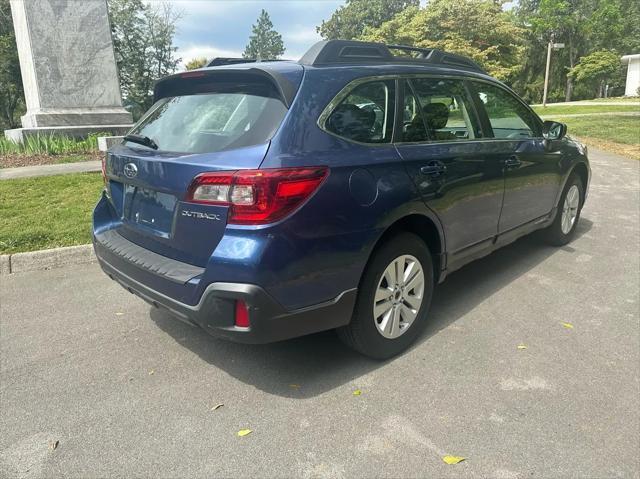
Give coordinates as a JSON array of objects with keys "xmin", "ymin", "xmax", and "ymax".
[
  {"xmin": 422, "ymin": 102, "xmax": 450, "ymax": 130},
  {"xmin": 327, "ymin": 104, "xmax": 375, "ymax": 140}
]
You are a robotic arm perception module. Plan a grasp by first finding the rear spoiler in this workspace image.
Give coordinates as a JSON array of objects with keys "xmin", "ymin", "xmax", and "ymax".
[
  {"xmin": 207, "ymin": 57, "xmax": 256, "ymax": 67},
  {"xmin": 206, "ymin": 58, "xmax": 291, "ymax": 67},
  {"xmin": 153, "ymin": 67, "xmax": 300, "ymax": 108}
]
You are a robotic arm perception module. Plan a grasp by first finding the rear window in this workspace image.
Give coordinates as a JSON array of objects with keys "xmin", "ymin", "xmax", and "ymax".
[{"xmin": 127, "ymin": 82, "xmax": 287, "ymax": 154}]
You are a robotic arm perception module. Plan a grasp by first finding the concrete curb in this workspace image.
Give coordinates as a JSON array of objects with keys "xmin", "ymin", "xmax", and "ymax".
[{"xmin": 0, "ymin": 244, "xmax": 95, "ymax": 275}]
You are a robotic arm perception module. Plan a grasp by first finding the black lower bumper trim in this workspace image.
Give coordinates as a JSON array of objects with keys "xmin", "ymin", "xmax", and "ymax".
[
  {"xmin": 96, "ymin": 253, "xmax": 357, "ymax": 344},
  {"xmin": 94, "ymin": 229, "xmax": 204, "ymax": 284}
]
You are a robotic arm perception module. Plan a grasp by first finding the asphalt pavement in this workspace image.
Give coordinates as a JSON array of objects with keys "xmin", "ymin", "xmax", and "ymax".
[{"xmin": 1, "ymin": 149, "xmax": 638, "ymax": 478}]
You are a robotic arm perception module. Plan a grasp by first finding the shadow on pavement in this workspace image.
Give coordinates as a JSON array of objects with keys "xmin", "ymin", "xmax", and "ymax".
[{"xmin": 150, "ymin": 218, "xmax": 593, "ymax": 399}]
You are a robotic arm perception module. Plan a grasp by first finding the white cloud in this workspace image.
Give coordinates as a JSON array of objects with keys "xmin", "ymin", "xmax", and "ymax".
[{"xmin": 282, "ymin": 26, "xmax": 321, "ymax": 44}]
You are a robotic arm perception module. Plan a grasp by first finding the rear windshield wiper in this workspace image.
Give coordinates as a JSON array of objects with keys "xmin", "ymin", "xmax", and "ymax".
[{"xmin": 123, "ymin": 134, "xmax": 158, "ymax": 150}]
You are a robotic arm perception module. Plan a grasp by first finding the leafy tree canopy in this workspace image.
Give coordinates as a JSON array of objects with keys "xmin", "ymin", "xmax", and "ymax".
[
  {"xmin": 318, "ymin": 0, "xmax": 419, "ymax": 41},
  {"xmin": 108, "ymin": 0, "xmax": 181, "ymax": 119},
  {"xmin": 359, "ymin": 0, "xmax": 527, "ymax": 82},
  {"xmin": 569, "ymin": 50, "xmax": 621, "ymax": 83},
  {"xmin": 242, "ymin": 9, "xmax": 285, "ymax": 60},
  {"xmin": 185, "ymin": 57, "xmax": 208, "ymax": 70},
  {"xmin": 568, "ymin": 49, "xmax": 623, "ymax": 97},
  {"xmin": 515, "ymin": 0, "xmax": 640, "ymax": 101}
]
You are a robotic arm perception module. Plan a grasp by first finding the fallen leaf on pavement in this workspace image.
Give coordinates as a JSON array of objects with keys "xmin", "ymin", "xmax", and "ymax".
[
  {"xmin": 517, "ymin": 344, "xmax": 528, "ymax": 350},
  {"xmin": 353, "ymin": 389, "xmax": 362, "ymax": 396},
  {"xmin": 237, "ymin": 429, "xmax": 252, "ymax": 437},
  {"xmin": 211, "ymin": 403, "xmax": 224, "ymax": 411},
  {"xmin": 49, "ymin": 440, "xmax": 59, "ymax": 451},
  {"xmin": 442, "ymin": 455, "xmax": 465, "ymax": 464},
  {"xmin": 561, "ymin": 322, "xmax": 574, "ymax": 329}
]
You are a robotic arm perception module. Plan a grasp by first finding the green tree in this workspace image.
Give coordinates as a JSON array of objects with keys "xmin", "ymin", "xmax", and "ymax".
[
  {"xmin": 587, "ymin": 0, "xmax": 640, "ymax": 55},
  {"xmin": 360, "ymin": 0, "xmax": 526, "ymax": 82},
  {"xmin": 0, "ymin": 0, "xmax": 24, "ymax": 129},
  {"xmin": 318, "ymin": 0, "xmax": 419, "ymax": 41},
  {"xmin": 242, "ymin": 10, "xmax": 284, "ymax": 60},
  {"xmin": 527, "ymin": 0, "xmax": 595, "ymax": 101},
  {"xmin": 185, "ymin": 57, "xmax": 208, "ymax": 70},
  {"xmin": 569, "ymin": 50, "xmax": 622, "ymax": 98},
  {"xmin": 108, "ymin": 0, "xmax": 181, "ymax": 119}
]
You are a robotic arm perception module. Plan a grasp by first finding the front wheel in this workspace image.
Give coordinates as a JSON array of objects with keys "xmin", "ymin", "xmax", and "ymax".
[
  {"xmin": 542, "ymin": 173, "xmax": 584, "ymax": 246},
  {"xmin": 338, "ymin": 233, "xmax": 434, "ymax": 359}
]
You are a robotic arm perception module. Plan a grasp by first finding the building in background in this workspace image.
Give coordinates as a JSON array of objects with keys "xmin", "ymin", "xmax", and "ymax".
[{"xmin": 621, "ymin": 54, "xmax": 640, "ymax": 97}]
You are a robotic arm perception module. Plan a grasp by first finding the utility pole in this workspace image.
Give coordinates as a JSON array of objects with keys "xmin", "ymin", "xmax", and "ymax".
[
  {"xmin": 542, "ymin": 37, "xmax": 553, "ymax": 107},
  {"xmin": 542, "ymin": 34, "xmax": 564, "ymax": 107}
]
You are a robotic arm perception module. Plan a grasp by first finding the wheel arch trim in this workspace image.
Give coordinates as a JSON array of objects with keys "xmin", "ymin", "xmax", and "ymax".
[{"xmin": 367, "ymin": 208, "xmax": 447, "ymax": 284}]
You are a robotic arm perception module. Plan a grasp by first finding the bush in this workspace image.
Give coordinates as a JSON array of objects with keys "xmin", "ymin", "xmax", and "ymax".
[{"xmin": 0, "ymin": 133, "xmax": 106, "ymax": 156}]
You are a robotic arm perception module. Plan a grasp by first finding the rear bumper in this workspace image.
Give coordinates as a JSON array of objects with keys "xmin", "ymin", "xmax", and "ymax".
[{"xmin": 94, "ymin": 241, "xmax": 356, "ymax": 344}]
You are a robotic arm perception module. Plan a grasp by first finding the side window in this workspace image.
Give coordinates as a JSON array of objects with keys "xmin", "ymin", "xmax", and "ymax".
[
  {"xmin": 409, "ymin": 78, "xmax": 480, "ymax": 142},
  {"xmin": 472, "ymin": 82, "xmax": 541, "ymax": 139},
  {"xmin": 325, "ymin": 80, "xmax": 395, "ymax": 143}
]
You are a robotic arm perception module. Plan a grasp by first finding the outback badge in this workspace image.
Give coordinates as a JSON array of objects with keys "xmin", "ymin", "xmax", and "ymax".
[{"xmin": 181, "ymin": 210, "xmax": 221, "ymax": 221}]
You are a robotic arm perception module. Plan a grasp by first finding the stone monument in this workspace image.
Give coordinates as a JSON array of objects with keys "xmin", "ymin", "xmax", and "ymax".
[{"xmin": 5, "ymin": 0, "xmax": 133, "ymax": 142}]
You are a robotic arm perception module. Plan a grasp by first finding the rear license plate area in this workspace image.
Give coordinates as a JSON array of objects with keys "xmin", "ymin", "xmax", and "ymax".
[{"xmin": 123, "ymin": 185, "xmax": 177, "ymax": 236}]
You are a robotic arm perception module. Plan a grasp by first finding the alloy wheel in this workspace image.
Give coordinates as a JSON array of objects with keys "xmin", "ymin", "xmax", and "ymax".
[
  {"xmin": 373, "ymin": 254, "xmax": 425, "ymax": 339},
  {"xmin": 561, "ymin": 185, "xmax": 580, "ymax": 234}
]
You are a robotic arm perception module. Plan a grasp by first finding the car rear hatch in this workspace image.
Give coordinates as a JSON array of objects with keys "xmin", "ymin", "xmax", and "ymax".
[{"xmin": 99, "ymin": 65, "xmax": 303, "ymax": 268}]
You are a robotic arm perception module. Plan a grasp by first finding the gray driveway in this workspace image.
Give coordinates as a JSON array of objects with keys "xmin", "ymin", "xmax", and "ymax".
[{"xmin": 1, "ymin": 149, "xmax": 638, "ymax": 478}]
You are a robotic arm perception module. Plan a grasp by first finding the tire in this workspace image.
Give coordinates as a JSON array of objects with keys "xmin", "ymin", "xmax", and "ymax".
[
  {"xmin": 542, "ymin": 173, "xmax": 584, "ymax": 246},
  {"xmin": 338, "ymin": 232, "xmax": 434, "ymax": 359}
]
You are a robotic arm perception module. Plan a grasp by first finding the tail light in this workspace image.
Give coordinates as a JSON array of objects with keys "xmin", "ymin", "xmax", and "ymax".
[{"xmin": 186, "ymin": 167, "xmax": 329, "ymax": 225}]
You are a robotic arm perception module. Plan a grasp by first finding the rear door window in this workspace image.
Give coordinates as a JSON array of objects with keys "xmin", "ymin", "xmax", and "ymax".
[
  {"xmin": 325, "ymin": 80, "xmax": 395, "ymax": 143},
  {"xmin": 470, "ymin": 82, "xmax": 541, "ymax": 139},
  {"xmin": 408, "ymin": 78, "xmax": 480, "ymax": 142},
  {"xmin": 127, "ymin": 81, "xmax": 287, "ymax": 154}
]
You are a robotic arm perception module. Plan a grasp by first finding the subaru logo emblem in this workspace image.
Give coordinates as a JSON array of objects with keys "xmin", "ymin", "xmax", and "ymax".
[{"xmin": 123, "ymin": 162, "xmax": 138, "ymax": 178}]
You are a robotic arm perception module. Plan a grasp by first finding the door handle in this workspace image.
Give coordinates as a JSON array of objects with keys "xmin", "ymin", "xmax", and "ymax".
[
  {"xmin": 420, "ymin": 161, "xmax": 447, "ymax": 177},
  {"xmin": 504, "ymin": 156, "xmax": 522, "ymax": 169}
]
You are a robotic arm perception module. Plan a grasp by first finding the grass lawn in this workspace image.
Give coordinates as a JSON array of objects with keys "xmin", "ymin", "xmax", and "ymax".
[
  {"xmin": 532, "ymin": 104, "xmax": 639, "ymax": 116},
  {"xmin": 533, "ymin": 100, "xmax": 640, "ymax": 160},
  {"xmin": 548, "ymin": 114, "xmax": 640, "ymax": 160},
  {"xmin": 551, "ymin": 115, "xmax": 640, "ymax": 145},
  {"xmin": 0, "ymin": 173, "xmax": 103, "ymax": 254}
]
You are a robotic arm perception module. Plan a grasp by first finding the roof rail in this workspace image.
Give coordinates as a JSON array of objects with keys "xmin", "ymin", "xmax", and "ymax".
[{"xmin": 299, "ymin": 40, "xmax": 486, "ymax": 74}]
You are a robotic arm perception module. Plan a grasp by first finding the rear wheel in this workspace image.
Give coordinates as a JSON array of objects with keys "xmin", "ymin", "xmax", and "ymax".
[
  {"xmin": 542, "ymin": 174, "xmax": 584, "ymax": 246},
  {"xmin": 338, "ymin": 233, "xmax": 434, "ymax": 359}
]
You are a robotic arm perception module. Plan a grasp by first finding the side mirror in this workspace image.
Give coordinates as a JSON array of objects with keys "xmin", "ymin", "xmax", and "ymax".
[{"xmin": 543, "ymin": 120, "xmax": 567, "ymax": 141}]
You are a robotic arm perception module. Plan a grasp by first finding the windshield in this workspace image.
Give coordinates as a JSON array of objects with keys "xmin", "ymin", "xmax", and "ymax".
[{"xmin": 126, "ymin": 84, "xmax": 287, "ymax": 154}]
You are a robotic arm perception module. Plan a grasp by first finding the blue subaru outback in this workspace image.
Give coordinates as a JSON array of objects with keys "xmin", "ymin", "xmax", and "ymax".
[{"xmin": 93, "ymin": 40, "xmax": 590, "ymax": 358}]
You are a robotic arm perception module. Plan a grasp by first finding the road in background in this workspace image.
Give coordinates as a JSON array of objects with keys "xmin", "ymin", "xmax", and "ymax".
[{"xmin": 1, "ymin": 149, "xmax": 638, "ymax": 478}]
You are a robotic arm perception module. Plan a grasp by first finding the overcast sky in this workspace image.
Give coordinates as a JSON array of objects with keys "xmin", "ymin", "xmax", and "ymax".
[{"xmin": 163, "ymin": 0, "xmax": 345, "ymax": 67}]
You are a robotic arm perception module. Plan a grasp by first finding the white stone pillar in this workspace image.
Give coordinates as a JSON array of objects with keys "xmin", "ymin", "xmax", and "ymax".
[{"xmin": 5, "ymin": 0, "xmax": 133, "ymax": 142}]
